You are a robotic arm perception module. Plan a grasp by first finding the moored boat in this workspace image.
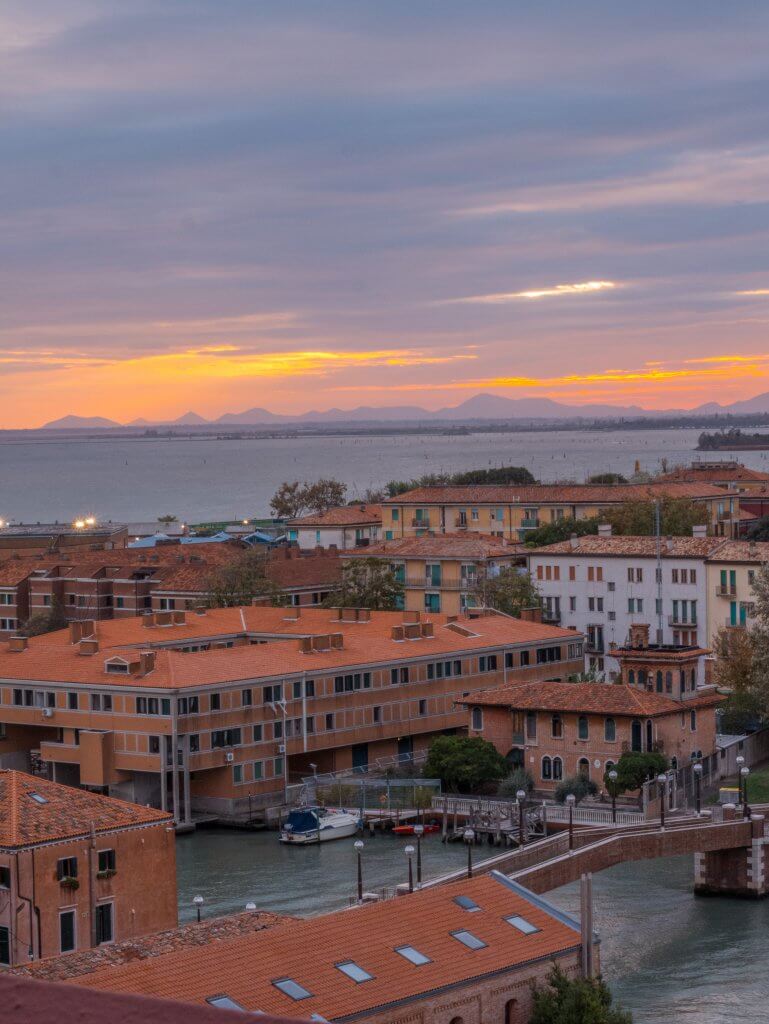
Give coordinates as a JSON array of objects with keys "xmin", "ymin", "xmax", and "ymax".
[
  {"xmin": 279, "ymin": 806, "xmax": 361, "ymax": 845},
  {"xmin": 391, "ymin": 821, "xmax": 441, "ymax": 836}
]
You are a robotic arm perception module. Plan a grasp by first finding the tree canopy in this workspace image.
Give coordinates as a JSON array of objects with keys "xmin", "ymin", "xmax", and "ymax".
[
  {"xmin": 385, "ymin": 465, "xmax": 535, "ymax": 495},
  {"xmin": 21, "ymin": 598, "xmax": 68, "ymax": 637},
  {"xmin": 608, "ymin": 751, "xmax": 668, "ymax": 796},
  {"xmin": 205, "ymin": 549, "xmax": 288, "ymax": 608},
  {"xmin": 525, "ymin": 516, "xmax": 599, "ymax": 547},
  {"xmin": 603, "ymin": 496, "xmax": 708, "ymax": 537},
  {"xmin": 324, "ymin": 558, "xmax": 404, "ymax": 610},
  {"xmin": 711, "ymin": 563, "xmax": 769, "ymax": 723},
  {"xmin": 423, "ymin": 735, "xmax": 508, "ymax": 793},
  {"xmin": 530, "ymin": 966, "xmax": 632, "ymax": 1024},
  {"xmin": 270, "ymin": 479, "xmax": 347, "ymax": 518},
  {"xmin": 586, "ymin": 472, "xmax": 628, "ymax": 484},
  {"xmin": 470, "ymin": 567, "xmax": 541, "ymax": 617},
  {"xmin": 554, "ymin": 774, "xmax": 598, "ymax": 804}
]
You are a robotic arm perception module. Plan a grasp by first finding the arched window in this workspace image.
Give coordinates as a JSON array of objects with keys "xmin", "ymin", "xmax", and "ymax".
[
  {"xmin": 471, "ymin": 707, "xmax": 483, "ymax": 731},
  {"xmin": 552, "ymin": 714, "xmax": 563, "ymax": 738},
  {"xmin": 691, "ymin": 669, "xmax": 697, "ymax": 691},
  {"xmin": 655, "ymin": 671, "xmax": 663, "ymax": 693},
  {"xmin": 578, "ymin": 715, "xmax": 589, "ymax": 740},
  {"xmin": 628, "ymin": 669, "xmax": 636, "ymax": 686},
  {"xmin": 578, "ymin": 757, "xmax": 590, "ymax": 778},
  {"xmin": 504, "ymin": 1000, "xmax": 518, "ymax": 1024},
  {"xmin": 542, "ymin": 756, "xmax": 552, "ymax": 780},
  {"xmin": 638, "ymin": 669, "xmax": 648, "ymax": 689},
  {"xmin": 605, "ymin": 759, "xmax": 615, "ymax": 774},
  {"xmin": 604, "ymin": 717, "xmax": 616, "ymax": 742},
  {"xmin": 671, "ymin": 756, "xmax": 678, "ymax": 770},
  {"xmin": 553, "ymin": 756, "xmax": 563, "ymax": 780},
  {"xmin": 665, "ymin": 671, "xmax": 673, "ymax": 694},
  {"xmin": 449, "ymin": 1017, "xmax": 464, "ymax": 1024},
  {"xmin": 631, "ymin": 719, "xmax": 642, "ymax": 752},
  {"xmin": 646, "ymin": 719, "xmax": 653, "ymax": 751},
  {"xmin": 679, "ymin": 670, "xmax": 686, "ymax": 694},
  {"xmin": 690, "ymin": 709, "xmax": 697, "ymax": 731}
]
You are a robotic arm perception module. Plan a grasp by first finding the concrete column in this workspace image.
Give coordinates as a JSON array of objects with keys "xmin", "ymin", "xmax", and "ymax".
[
  {"xmin": 182, "ymin": 734, "xmax": 192, "ymax": 825},
  {"xmin": 170, "ymin": 733, "xmax": 180, "ymax": 825}
]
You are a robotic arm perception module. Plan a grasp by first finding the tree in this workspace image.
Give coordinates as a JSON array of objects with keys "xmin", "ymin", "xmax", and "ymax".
[
  {"xmin": 711, "ymin": 625, "xmax": 758, "ymax": 693},
  {"xmin": 525, "ymin": 517, "xmax": 599, "ymax": 547},
  {"xmin": 205, "ymin": 549, "xmax": 288, "ymax": 608},
  {"xmin": 20, "ymin": 598, "xmax": 67, "ymax": 637},
  {"xmin": 157, "ymin": 514, "xmax": 178, "ymax": 524},
  {"xmin": 609, "ymin": 751, "xmax": 668, "ymax": 797},
  {"xmin": 471, "ymin": 567, "xmax": 541, "ymax": 617},
  {"xmin": 423, "ymin": 735, "xmax": 508, "ymax": 793},
  {"xmin": 498, "ymin": 767, "xmax": 534, "ymax": 797},
  {"xmin": 323, "ymin": 558, "xmax": 404, "ymax": 610},
  {"xmin": 451, "ymin": 466, "xmax": 535, "ymax": 485},
  {"xmin": 747, "ymin": 516, "xmax": 769, "ymax": 541},
  {"xmin": 554, "ymin": 774, "xmax": 598, "ymax": 804},
  {"xmin": 530, "ymin": 965, "xmax": 632, "ymax": 1024},
  {"xmin": 603, "ymin": 497, "xmax": 708, "ymax": 537},
  {"xmin": 270, "ymin": 479, "xmax": 348, "ymax": 518},
  {"xmin": 587, "ymin": 472, "xmax": 627, "ymax": 484}
]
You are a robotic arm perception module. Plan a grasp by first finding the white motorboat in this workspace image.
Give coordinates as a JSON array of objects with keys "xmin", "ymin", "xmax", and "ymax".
[{"xmin": 279, "ymin": 806, "xmax": 361, "ymax": 845}]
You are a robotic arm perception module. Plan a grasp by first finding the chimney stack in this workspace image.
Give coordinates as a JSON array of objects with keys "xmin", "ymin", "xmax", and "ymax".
[
  {"xmin": 569, "ymin": 534, "xmax": 579, "ymax": 550},
  {"xmin": 139, "ymin": 650, "xmax": 156, "ymax": 675},
  {"xmin": 8, "ymin": 636, "xmax": 28, "ymax": 652},
  {"xmin": 597, "ymin": 523, "xmax": 612, "ymax": 538},
  {"xmin": 692, "ymin": 524, "xmax": 707, "ymax": 539}
]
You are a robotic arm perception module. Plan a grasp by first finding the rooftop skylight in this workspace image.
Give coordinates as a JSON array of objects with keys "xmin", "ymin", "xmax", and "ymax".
[
  {"xmin": 451, "ymin": 929, "xmax": 487, "ymax": 950},
  {"xmin": 336, "ymin": 961, "xmax": 374, "ymax": 983},
  {"xmin": 505, "ymin": 914, "xmax": 540, "ymax": 935},
  {"xmin": 272, "ymin": 978, "xmax": 312, "ymax": 1001},
  {"xmin": 453, "ymin": 895, "xmax": 481, "ymax": 912},
  {"xmin": 205, "ymin": 995, "xmax": 247, "ymax": 1011},
  {"xmin": 27, "ymin": 792, "xmax": 48, "ymax": 805},
  {"xmin": 395, "ymin": 945, "xmax": 431, "ymax": 966}
]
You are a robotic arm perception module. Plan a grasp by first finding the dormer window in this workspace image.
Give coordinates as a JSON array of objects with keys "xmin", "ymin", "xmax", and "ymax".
[{"xmin": 105, "ymin": 661, "xmax": 129, "ymax": 674}]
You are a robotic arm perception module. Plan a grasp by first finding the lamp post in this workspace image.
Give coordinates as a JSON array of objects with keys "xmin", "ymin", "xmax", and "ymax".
[
  {"xmin": 565, "ymin": 794, "xmax": 576, "ymax": 850},
  {"xmin": 736, "ymin": 755, "xmax": 745, "ymax": 804},
  {"xmin": 193, "ymin": 895, "xmax": 204, "ymax": 923},
  {"xmin": 692, "ymin": 763, "xmax": 703, "ymax": 816},
  {"xmin": 354, "ymin": 840, "xmax": 364, "ymax": 901},
  {"xmin": 405, "ymin": 845, "xmax": 415, "ymax": 893},
  {"xmin": 413, "ymin": 823, "xmax": 424, "ymax": 887},
  {"xmin": 608, "ymin": 770, "xmax": 618, "ymax": 824},
  {"xmin": 464, "ymin": 828, "xmax": 474, "ymax": 878},
  {"xmin": 245, "ymin": 902, "xmax": 257, "ymax": 911},
  {"xmin": 516, "ymin": 789, "xmax": 527, "ymax": 846},
  {"xmin": 657, "ymin": 774, "xmax": 667, "ymax": 828},
  {"xmin": 741, "ymin": 767, "xmax": 751, "ymax": 819}
]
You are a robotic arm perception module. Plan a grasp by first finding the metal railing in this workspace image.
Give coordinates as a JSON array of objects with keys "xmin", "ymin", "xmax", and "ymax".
[{"xmin": 430, "ymin": 794, "xmax": 643, "ymax": 827}]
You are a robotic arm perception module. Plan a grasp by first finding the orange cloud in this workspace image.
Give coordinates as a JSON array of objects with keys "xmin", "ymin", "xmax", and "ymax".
[{"xmin": 442, "ymin": 281, "xmax": 619, "ymax": 304}]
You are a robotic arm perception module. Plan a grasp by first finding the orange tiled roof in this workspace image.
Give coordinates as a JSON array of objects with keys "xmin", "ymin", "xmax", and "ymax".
[
  {"xmin": 658, "ymin": 463, "xmax": 769, "ymax": 483},
  {"xmin": 288, "ymin": 504, "xmax": 382, "ymax": 527},
  {"xmin": 530, "ymin": 535, "xmax": 726, "ymax": 558},
  {"xmin": 1, "ymin": 607, "xmax": 578, "ymax": 689},
  {"xmin": 384, "ymin": 483, "xmax": 729, "ymax": 504},
  {"xmin": 0, "ymin": 769, "xmax": 170, "ymax": 848},
  {"xmin": 464, "ymin": 681, "xmax": 724, "ymax": 717},
  {"xmin": 346, "ymin": 534, "xmax": 524, "ymax": 560},
  {"xmin": 70, "ymin": 873, "xmax": 581, "ymax": 1019},
  {"xmin": 706, "ymin": 540, "xmax": 769, "ymax": 563}
]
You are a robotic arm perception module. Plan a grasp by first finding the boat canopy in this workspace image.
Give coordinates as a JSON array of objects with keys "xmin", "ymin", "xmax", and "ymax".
[{"xmin": 284, "ymin": 809, "xmax": 319, "ymax": 833}]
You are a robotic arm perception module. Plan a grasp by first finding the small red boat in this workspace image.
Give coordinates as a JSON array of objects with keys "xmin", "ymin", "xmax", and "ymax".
[{"xmin": 392, "ymin": 822, "xmax": 441, "ymax": 836}]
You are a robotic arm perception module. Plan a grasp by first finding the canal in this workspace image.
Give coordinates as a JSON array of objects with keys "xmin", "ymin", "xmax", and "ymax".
[{"xmin": 176, "ymin": 830, "xmax": 769, "ymax": 1023}]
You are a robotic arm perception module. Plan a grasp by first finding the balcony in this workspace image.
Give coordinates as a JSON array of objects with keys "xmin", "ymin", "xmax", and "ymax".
[
  {"xmin": 542, "ymin": 610, "xmax": 562, "ymax": 625},
  {"xmin": 668, "ymin": 615, "xmax": 697, "ymax": 628},
  {"xmin": 715, "ymin": 585, "xmax": 737, "ymax": 597},
  {"xmin": 585, "ymin": 639, "xmax": 605, "ymax": 654},
  {"xmin": 411, "ymin": 517, "xmax": 431, "ymax": 528},
  {"xmin": 520, "ymin": 518, "xmax": 540, "ymax": 529},
  {"xmin": 717, "ymin": 509, "xmax": 733, "ymax": 521}
]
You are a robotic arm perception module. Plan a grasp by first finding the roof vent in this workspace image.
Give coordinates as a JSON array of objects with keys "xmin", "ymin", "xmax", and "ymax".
[{"xmin": 8, "ymin": 636, "xmax": 28, "ymax": 652}]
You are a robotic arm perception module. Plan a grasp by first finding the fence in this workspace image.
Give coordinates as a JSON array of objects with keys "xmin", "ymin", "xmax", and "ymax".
[
  {"xmin": 430, "ymin": 794, "xmax": 644, "ymax": 827},
  {"xmin": 287, "ymin": 776, "xmax": 442, "ymax": 813}
]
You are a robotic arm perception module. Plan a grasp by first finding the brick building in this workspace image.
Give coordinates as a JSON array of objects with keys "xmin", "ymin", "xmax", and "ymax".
[
  {"xmin": 52, "ymin": 872, "xmax": 590, "ymax": 1024},
  {"xmin": 0, "ymin": 770, "xmax": 175, "ymax": 967},
  {"xmin": 0, "ymin": 607, "xmax": 583, "ymax": 823},
  {"xmin": 0, "ymin": 523, "xmax": 128, "ymax": 558}
]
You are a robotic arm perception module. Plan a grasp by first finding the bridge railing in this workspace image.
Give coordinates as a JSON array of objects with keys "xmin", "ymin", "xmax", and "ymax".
[{"xmin": 431, "ymin": 794, "xmax": 644, "ymax": 827}]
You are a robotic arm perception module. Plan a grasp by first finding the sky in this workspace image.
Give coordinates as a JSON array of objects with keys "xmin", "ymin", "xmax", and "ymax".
[{"xmin": 3, "ymin": 1, "xmax": 769, "ymax": 427}]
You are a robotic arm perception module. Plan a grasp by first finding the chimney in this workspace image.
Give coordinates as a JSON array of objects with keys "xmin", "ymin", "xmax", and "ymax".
[
  {"xmin": 628, "ymin": 623, "xmax": 650, "ymax": 649},
  {"xmin": 692, "ymin": 524, "xmax": 707, "ymax": 539},
  {"xmin": 404, "ymin": 622, "xmax": 421, "ymax": 640},
  {"xmin": 402, "ymin": 610, "xmax": 421, "ymax": 624},
  {"xmin": 311, "ymin": 634, "xmax": 331, "ymax": 652},
  {"xmin": 391, "ymin": 625, "xmax": 405, "ymax": 641},
  {"xmin": 298, "ymin": 636, "xmax": 312, "ymax": 653},
  {"xmin": 358, "ymin": 608, "xmax": 371, "ymax": 622},
  {"xmin": 155, "ymin": 611, "xmax": 172, "ymax": 627},
  {"xmin": 79, "ymin": 637, "xmax": 99, "ymax": 656},
  {"xmin": 172, "ymin": 610, "xmax": 186, "ymax": 625},
  {"xmin": 284, "ymin": 606, "xmax": 301, "ymax": 620},
  {"xmin": 597, "ymin": 523, "xmax": 612, "ymax": 538},
  {"xmin": 8, "ymin": 636, "xmax": 28, "ymax": 652},
  {"xmin": 519, "ymin": 606, "xmax": 543, "ymax": 624},
  {"xmin": 69, "ymin": 621, "xmax": 83, "ymax": 645},
  {"xmin": 139, "ymin": 650, "xmax": 156, "ymax": 675},
  {"xmin": 421, "ymin": 621, "xmax": 434, "ymax": 638},
  {"xmin": 142, "ymin": 612, "xmax": 155, "ymax": 627},
  {"xmin": 749, "ymin": 540, "xmax": 757, "ymax": 557},
  {"xmin": 80, "ymin": 619, "xmax": 96, "ymax": 639},
  {"xmin": 330, "ymin": 632, "xmax": 344, "ymax": 649},
  {"xmin": 569, "ymin": 534, "xmax": 579, "ymax": 550}
]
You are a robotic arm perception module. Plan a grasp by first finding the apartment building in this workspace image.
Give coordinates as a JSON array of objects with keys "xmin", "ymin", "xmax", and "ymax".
[
  {"xmin": 382, "ymin": 483, "xmax": 736, "ymax": 542},
  {"xmin": 342, "ymin": 534, "xmax": 526, "ymax": 615},
  {"xmin": 287, "ymin": 504, "xmax": 381, "ymax": 550},
  {"xmin": 0, "ymin": 523, "xmax": 128, "ymax": 557},
  {"xmin": 51, "ymin": 872, "xmax": 590, "ymax": 1024},
  {"xmin": 705, "ymin": 539, "xmax": 769, "ymax": 639},
  {"xmin": 0, "ymin": 607, "xmax": 583, "ymax": 824},
  {"xmin": 0, "ymin": 769, "xmax": 175, "ymax": 967},
  {"xmin": 528, "ymin": 530, "xmax": 724, "ymax": 677},
  {"xmin": 657, "ymin": 460, "xmax": 769, "ymax": 494}
]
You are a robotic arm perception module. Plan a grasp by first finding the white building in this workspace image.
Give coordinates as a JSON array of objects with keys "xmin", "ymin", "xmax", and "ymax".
[
  {"xmin": 286, "ymin": 505, "xmax": 381, "ymax": 551},
  {"xmin": 528, "ymin": 527, "xmax": 724, "ymax": 679}
]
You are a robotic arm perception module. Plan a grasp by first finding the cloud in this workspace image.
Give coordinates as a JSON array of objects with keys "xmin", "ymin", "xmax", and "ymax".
[{"xmin": 444, "ymin": 281, "xmax": 619, "ymax": 304}]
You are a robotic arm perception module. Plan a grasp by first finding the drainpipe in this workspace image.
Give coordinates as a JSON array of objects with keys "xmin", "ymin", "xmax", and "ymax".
[
  {"xmin": 88, "ymin": 821, "xmax": 97, "ymax": 948},
  {"xmin": 301, "ymin": 671, "xmax": 308, "ymax": 754}
]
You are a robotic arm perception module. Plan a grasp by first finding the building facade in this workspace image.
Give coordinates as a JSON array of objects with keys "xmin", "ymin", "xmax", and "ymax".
[{"xmin": 287, "ymin": 504, "xmax": 381, "ymax": 550}]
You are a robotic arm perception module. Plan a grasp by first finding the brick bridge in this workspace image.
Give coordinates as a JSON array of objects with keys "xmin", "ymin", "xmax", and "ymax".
[{"xmin": 425, "ymin": 804, "xmax": 769, "ymax": 898}]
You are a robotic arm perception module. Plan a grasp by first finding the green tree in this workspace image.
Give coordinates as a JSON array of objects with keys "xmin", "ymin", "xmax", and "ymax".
[
  {"xmin": 530, "ymin": 965, "xmax": 632, "ymax": 1024},
  {"xmin": 554, "ymin": 774, "xmax": 598, "ymax": 804},
  {"xmin": 471, "ymin": 567, "xmax": 541, "ymax": 617},
  {"xmin": 270, "ymin": 478, "xmax": 348, "ymax": 518},
  {"xmin": 157, "ymin": 514, "xmax": 178, "ymax": 524},
  {"xmin": 498, "ymin": 767, "xmax": 534, "ymax": 797},
  {"xmin": 20, "ymin": 597, "xmax": 68, "ymax": 637},
  {"xmin": 451, "ymin": 466, "xmax": 535, "ymax": 485},
  {"xmin": 747, "ymin": 516, "xmax": 769, "ymax": 541},
  {"xmin": 423, "ymin": 735, "xmax": 507, "ymax": 793},
  {"xmin": 603, "ymin": 496, "xmax": 708, "ymax": 536},
  {"xmin": 587, "ymin": 472, "xmax": 627, "ymax": 484},
  {"xmin": 609, "ymin": 752, "xmax": 668, "ymax": 796},
  {"xmin": 324, "ymin": 558, "xmax": 404, "ymax": 610},
  {"xmin": 525, "ymin": 517, "xmax": 600, "ymax": 547},
  {"xmin": 205, "ymin": 549, "xmax": 288, "ymax": 608}
]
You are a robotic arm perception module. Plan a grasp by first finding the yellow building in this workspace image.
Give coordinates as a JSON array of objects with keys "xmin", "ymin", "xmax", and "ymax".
[
  {"xmin": 343, "ymin": 534, "xmax": 526, "ymax": 615},
  {"xmin": 705, "ymin": 539, "xmax": 769, "ymax": 641},
  {"xmin": 382, "ymin": 483, "xmax": 737, "ymax": 543}
]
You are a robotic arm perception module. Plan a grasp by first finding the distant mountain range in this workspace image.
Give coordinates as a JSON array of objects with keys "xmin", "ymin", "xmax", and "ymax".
[{"xmin": 39, "ymin": 390, "xmax": 769, "ymax": 430}]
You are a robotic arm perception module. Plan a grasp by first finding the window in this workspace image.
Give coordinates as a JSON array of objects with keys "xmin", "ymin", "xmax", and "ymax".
[
  {"xmin": 373, "ymin": 705, "xmax": 381, "ymax": 723},
  {"xmin": 306, "ymin": 716, "xmax": 314, "ymax": 734},
  {"xmin": 273, "ymin": 978, "xmax": 312, "ymax": 1001},
  {"xmin": 57, "ymin": 857, "xmax": 78, "ymax": 881},
  {"xmin": 526, "ymin": 710, "xmax": 537, "ymax": 739},
  {"xmin": 604, "ymin": 717, "xmax": 616, "ymax": 742},
  {"xmin": 253, "ymin": 761, "xmax": 263, "ymax": 780},
  {"xmin": 451, "ymin": 929, "xmax": 487, "ymax": 950},
  {"xmin": 336, "ymin": 961, "xmax": 373, "ymax": 983},
  {"xmin": 273, "ymin": 719, "xmax": 283, "ymax": 739},
  {"xmin": 98, "ymin": 849, "xmax": 116, "ymax": 873},
  {"xmin": 505, "ymin": 914, "xmax": 540, "ymax": 935},
  {"xmin": 149, "ymin": 736, "xmax": 160, "ymax": 754},
  {"xmin": 95, "ymin": 903, "xmax": 113, "ymax": 944},
  {"xmin": 325, "ymin": 712, "xmax": 334, "ymax": 730},
  {"xmin": 0, "ymin": 866, "xmax": 10, "ymax": 888},
  {"xmin": 206, "ymin": 997, "xmax": 247, "ymax": 1011},
  {"xmin": 520, "ymin": 650, "xmax": 530, "ymax": 667},
  {"xmin": 274, "ymin": 757, "xmax": 284, "ymax": 777},
  {"xmin": 242, "ymin": 688, "xmax": 253, "ymax": 706},
  {"xmin": 479, "ymin": 655, "xmax": 498, "ymax": 672},
  {"xmin": 233, "ymin": 764, "xmax": 243, "ymax": 784},
  {"xmin": 418, "ymin": 699, "xmax": 427, "ymax": 716},
  {"xmin": 471, "ymin": 707, "xmax": 483, "ymax": 731},
  {"xmin": 60, "ymin": 910, "xmax": 76, "ymax": 953},
  {"xmin": 210, "ymin": 693, "xmax": 221, "ymax": 711},
  {"xmin": 578, "ymin": 715, "xmax": 589, "ymax": 740},
  {"xmin": 569, "ymin": 596, "xmax": 577, "ymax": 612},
  {"xmin": 189, "ymin": 734, "xmax": 200, "ymax": 752},
  {"xmin": 0, "ymin": 925, "xmax": 8, "ymax": 967},
  {"xmin": 553, "ymin": 756, "xmax": 563, "ymax": 780},
  {"xmin": 690, "ymin": 710, "xmax": 697, "ymax": 731},
  {"xmin": 542, "ymin": 756, "xmax": 552, "ymax": 780},
  {"xmin": 453, "ymin": 895, "xmax": 481, "ymax": 911},
  {"xmin": 395, "ymin": 945, "xmax": 431, "ymax": 965},
  {"xmin": 212, "ymin": 728, "xmax": 241, "ymax": 748},
  {"xmin": 552, "ymin": 714, "xmax": 563, "ymax": 738},
  {"xmin": 578, "ymin": 757, "xmax": 590, "ymax": 778},
  {"xmin": 253, "ymin": 724, "xmax": 263, "ymax": 742}
]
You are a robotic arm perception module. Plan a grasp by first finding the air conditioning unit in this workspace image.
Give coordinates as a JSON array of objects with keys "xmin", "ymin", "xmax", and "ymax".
[
  {"xmin": 225, "ymin": 752, "xmax": 235, "ymax": 763},
  {"xmin": 278, "ymin": 744, "xmax": 286, "ymax": 754},
  {"xmin": 41, "ymin": 708, "xmax": 54, "ymax": 719}
]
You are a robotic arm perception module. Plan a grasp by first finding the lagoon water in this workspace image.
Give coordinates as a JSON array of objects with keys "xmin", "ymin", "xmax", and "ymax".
[
  {"xmin": 176, "ymin": 831, "xmax": 769, "ymax": 1024},
  {"xmin": 2, "ymin": 427, "xmax": 769, "ymax": 522}
]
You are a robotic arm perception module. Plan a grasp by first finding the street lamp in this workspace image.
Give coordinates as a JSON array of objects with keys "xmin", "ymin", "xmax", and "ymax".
[
  {"xmin": 245, "ymin": 902, "xmax": 257, "ymax": 911},
  {"xmin": 193, "ymin": 894, "xmax": 204, "ymax": 923},
  {"xmin": 736, "ymin": 755, "xmax": 745, "ymax": 803},
  {"xmin": 565, "ymin": 794, "xmax": 576, "ymax": 850},
  {"xmin": 463, "ymin": 828, "xmax": 474, "ymax": 878},
  {"xmin": 516, "ymin": 789, "xmax": 527, "ymax": 846},
  {"xmin": 741, "ymin": 767, "xmax": 751, "ymax": 819},
  {"xmin": 692, "ymin": 763, "xmax": 703, "ymax": 816},
  {"xmin": 413, "ymin": 823, "xmax": 424, "ymax": 887},
  {"xmin": 405, "ymin": 845, "xmax": 415, "ymax": 893},
  {"xmin": 354, "ymin": 840, "xmax": 364, "ymax": 901},
  {"xmin": 657, "ymin": 774, "xmax": 667, "ymax": 828},
  {"xmin": 608, "ymin": 770, "xmax": 618, "ymax": 824}
]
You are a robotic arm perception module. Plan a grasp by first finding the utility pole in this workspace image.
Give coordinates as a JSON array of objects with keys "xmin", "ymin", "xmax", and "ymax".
[{"xmin": 655, "ymin": 500, "xmax": 663, "ymax": 644}]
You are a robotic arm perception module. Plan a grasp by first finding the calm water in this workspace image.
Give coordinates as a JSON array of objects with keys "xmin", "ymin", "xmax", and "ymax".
[
  {"xmin": 176, "ymin": 831, "xmax": 769, "ymax": 1024},
  {"xmin": 3, "ymin": 428, "xmax": 769, "ymax": 522}
]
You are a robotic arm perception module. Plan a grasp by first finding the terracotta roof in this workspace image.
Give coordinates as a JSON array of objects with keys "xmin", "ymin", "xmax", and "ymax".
[
  {"xmin": 345, "ymin": 534, "xmax": 524, "ymax": 560},
  {"xmin": 1, "ymin": 608, "xmax": 577, "ymax": 689},
  {"xmin": 384, "ymin": 483, "xmax": 729, "ymax": 505},
  {"xmin": 658, "ymin": 463, "xmax": 769, "ymax": 483},
  {"xmin": 70, "ymin": 873, "xmax": 581, "ymax": 1019},
  {"xmin": 463, "ymin": 681, "xmax": 724, "ymax": 717},
  {"xmin": 530, "ymin": 535, "xmax": 726, "ymax": 558},
  {"xmin": 0, "ymin": 770, "xmax": 170, "ymax": 848},
  {"xmin": 288, "ymin": 504, "xmax": 382, "ymax": 527},
  {"xmin": 0, "ymin": 560, "xmax": 48, "ymax": 586},
  {"xmin": 706, "ymin": 540, "xmax": 769, "ymax": 564}
]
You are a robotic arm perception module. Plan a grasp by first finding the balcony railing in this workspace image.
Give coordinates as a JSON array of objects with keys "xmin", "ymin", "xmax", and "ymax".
[
  {"xmin": 715, "ymin": 585, "xmax": 737, "ymax": 597},
  {"xmin": 411, "ymin": 517, "xmax": 431, "ymax": 528},
  {"xmin": 717, "ymin": 509, "xmax": 733, "ymax": 521},
  {"xmin": 520, "ymin": 518, "xmax": 540, "ymax": 528},
  {"xmin": 542, "ymin": 610, "xmax": 562, "ymax": 625},
  {"xmin": 585, "ymin": 640, "xmax": 605, "ymax": 654},
  {"xmin": 668, "ymin": 615, "xmax": 697, "ymax": 627}
]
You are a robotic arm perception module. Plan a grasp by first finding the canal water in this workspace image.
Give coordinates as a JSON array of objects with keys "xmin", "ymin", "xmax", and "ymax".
[{"xmin": 176, "ymin": 830, "xmax": 769, "ymax": 1024}]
